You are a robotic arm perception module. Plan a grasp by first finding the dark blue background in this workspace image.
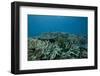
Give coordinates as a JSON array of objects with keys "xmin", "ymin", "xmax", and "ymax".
[{"xmin": 28, "ymin": 15, "xmax": 88, "ymax": 37}]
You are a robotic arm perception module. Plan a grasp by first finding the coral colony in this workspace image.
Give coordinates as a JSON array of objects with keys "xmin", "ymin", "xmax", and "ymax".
[{"xmin": 28, "ymin": 32, "xmax": 87, "ymax": 60}]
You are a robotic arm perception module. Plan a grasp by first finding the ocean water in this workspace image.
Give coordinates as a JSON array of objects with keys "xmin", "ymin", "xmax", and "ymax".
[{"xmin": 28, "ymin": 15, "xmax": 88, "ymax": 37}]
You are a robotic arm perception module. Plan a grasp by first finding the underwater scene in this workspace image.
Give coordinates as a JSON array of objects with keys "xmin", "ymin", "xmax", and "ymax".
[{"xmin": 28, "ymin": 15, "xmax": 88, "ymax": 61}]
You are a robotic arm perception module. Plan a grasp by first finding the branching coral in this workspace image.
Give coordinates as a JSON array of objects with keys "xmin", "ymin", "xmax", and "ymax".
[{"xmin": 28, "ymin": 32, "xmax": 87, "ymax": 61}]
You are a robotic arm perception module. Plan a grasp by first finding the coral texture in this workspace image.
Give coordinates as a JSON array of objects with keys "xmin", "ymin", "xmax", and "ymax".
[{"xmin": 28, "ymin": 32, "xmax": 87, "ymax": 61}]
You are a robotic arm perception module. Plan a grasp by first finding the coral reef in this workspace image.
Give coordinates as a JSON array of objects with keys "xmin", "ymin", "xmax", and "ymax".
[{"xmin": 28, "ymin": 32, "xmax": 87, "ymax": 61}]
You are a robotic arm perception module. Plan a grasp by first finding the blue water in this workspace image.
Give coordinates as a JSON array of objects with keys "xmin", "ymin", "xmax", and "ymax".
[{"xmin": 28, "ymin": 15, "xmax": 88, "ymax": 37}]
